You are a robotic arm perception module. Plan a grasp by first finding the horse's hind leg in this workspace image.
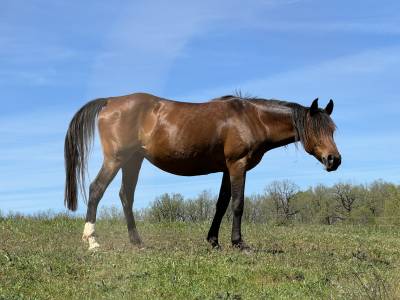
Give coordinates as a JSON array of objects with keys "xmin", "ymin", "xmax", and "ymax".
[
  {"xmin": 82, "ymin": 158, "xmax": 121, "ymax": 250},
  {"xmin": 119, "ymin": 154, "xmax": 144, "ymax": 247}
]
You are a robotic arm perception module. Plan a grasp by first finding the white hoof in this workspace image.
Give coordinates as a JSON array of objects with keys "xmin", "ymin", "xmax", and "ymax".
[{"xmin": 88, "ymin": 237, "xmax": 100, "ymax": 250}]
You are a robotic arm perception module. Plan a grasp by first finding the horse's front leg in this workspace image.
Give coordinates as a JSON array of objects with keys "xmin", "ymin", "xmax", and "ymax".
[
  {"xmin": 207, "ymin": 172, "xmax": 231, "ymax": 249},
  {"xmin": 228, "ymin": 161, "xmax": 249, "ymax": 250}
]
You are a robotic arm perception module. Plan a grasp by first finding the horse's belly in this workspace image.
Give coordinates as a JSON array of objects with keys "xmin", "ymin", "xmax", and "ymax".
[
  {"xmin": 143, "ymin": 149, "xmax": 226, "ymax": 176},
  {"xmin": 140, "ymin": 110, "xmax": 226, "ymax": 175}
]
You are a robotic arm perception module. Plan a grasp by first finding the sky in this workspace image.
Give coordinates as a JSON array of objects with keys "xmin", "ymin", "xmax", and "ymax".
[{"xmin": 1, "ymin": 0, "xmax": 399, "ymax": 214}]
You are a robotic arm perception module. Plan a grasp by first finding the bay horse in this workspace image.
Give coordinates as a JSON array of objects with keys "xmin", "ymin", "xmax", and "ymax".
[{"xmin": 64, "ymin": 93, "xmax": 341, "ymax": 250}]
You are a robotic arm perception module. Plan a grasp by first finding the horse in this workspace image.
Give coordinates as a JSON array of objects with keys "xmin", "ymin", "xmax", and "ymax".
[{"xmin": 64, "ymin": 93, "xmax": 341, "ymax": 250}]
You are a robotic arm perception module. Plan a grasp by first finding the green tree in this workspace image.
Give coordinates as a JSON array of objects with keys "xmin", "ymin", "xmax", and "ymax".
[{"xmin": 149, "ymin": 193, "xmax": 185, "ymax": 222}]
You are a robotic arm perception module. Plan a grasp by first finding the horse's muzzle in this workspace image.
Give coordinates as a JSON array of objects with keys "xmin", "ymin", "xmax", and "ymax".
[{"xmin": 323, "ymin": 154, "xmax": 341, "ymax": 172}]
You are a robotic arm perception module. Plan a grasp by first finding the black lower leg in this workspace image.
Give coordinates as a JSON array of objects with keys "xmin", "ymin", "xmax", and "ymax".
[
  {"xmin": 120, "ymin": 156, "xmax": 143, "ymax": 246},
  {"xmin": 230, "ymin": 172, "xmax": 249, "ymax": 250},
  {"xmin": 207, "ymin": 172, "xmax": 231, "ymax": 248},
  {"xmin": 120, "ymin": 187, "xmax": 142, "ymax": 245}
]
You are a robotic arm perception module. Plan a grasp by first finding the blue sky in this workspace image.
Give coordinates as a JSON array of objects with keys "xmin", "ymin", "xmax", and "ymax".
[{"xmin": 1, "ymin": 0, "xmax": 399, "ymax": 214}]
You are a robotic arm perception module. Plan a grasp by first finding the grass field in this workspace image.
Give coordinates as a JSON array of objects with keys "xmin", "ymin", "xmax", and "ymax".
[{"xmin": 1, "ymin": 216, "xmax": 400, "ymax": 299}]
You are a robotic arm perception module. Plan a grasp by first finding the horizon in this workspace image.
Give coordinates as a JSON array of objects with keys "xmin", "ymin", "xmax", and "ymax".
[
  {"xmin": 1, "ymin": 179, "xmax": 397, "ymax": 218},
  {"xmin": 1, "ymin": 0, "xmax": 400, "ymax": 214}
]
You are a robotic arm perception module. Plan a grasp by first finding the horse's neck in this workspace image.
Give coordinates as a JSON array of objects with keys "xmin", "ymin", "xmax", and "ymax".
[{"xmin": 256, "ymin": 104, "xmax": 296, "ymax": 148}]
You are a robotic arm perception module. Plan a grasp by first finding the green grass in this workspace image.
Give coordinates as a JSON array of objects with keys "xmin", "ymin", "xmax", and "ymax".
[{"xmin": 1, "ymin": 216, "xmax": 399, "ymax": 299}]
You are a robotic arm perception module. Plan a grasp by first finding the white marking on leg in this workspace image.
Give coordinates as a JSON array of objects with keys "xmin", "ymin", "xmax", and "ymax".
[
  {"xmin": 82, "ymin": 222, "xmax": 100, "ymax": 250},
  {"xmin": 82, "ymin": 222, "xmax": 95, "ymax": 240}
]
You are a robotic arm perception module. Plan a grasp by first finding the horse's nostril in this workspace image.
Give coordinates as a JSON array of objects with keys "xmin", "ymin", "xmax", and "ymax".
[{"xmin": 327, "ymin": 154, "xmax": 334, "ymax": 164}]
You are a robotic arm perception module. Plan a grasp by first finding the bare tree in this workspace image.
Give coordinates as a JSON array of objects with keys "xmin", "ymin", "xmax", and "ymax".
[
  {"xmin": 265, "ymin": 180, "xmax": 299, "ymax": 223},
  {"xmin": 331, "ymin": 183, "xmax": 364, "ymax": 222},
  {"xmin": 333, "ymin": 183, "xmax": 356, "ymax": 213}
]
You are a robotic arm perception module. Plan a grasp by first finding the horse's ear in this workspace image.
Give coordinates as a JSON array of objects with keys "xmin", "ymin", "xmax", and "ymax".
[
  {"xmin": 310, "ymin": 98, "xmax": 319, "ymax": 116},
  {"xmin": 325, "ymin": 99, "xmax": 334, "ymax": 115}
]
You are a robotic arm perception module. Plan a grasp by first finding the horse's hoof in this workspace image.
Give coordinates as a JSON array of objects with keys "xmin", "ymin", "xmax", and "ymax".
[
  {"xmin": 87, "ymin": 236, "xmax": 100, "ymax": 250},
  {"xmin": 207, "ymin": 238, "xmax": 221, "ymax": 250},
  {"xmin": 232, "ymin": 241, "xmax": 252, "ymax": 252},
  {"xmin": 211, "ymin": 243, "xmax": 222, "ymax": 251},
  {"xmin": 129, "ymin": 239, "xmax": 146, "ymax": 250},
  {"xmin": 135, "ymin": 243, "xmax": 146, "ymax": 250},
  {"xmin": 88, "ymin": 242, "xmax": 100, "ymax": 251}
]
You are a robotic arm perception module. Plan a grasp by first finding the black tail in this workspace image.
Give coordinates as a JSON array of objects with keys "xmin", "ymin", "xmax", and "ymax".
[{"xmin": 64, "ymin": 98, "xmax": 108, "ymax": 211}]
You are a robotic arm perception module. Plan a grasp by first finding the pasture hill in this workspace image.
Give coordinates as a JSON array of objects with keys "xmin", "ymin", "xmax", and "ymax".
[{"xmin": 1, "ymin": 180, "xmax": 400, "ymax": 299}]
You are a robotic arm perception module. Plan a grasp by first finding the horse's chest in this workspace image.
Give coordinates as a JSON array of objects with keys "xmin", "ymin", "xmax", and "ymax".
[{"xmin": 245, "ymin": 150, "xmax": 265, "ymax": 170}]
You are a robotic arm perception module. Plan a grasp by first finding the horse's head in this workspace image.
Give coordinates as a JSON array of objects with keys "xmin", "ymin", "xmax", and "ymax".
[{"xmin": 300, "ymin": 98, "xmax": 341, "ymax": 172}]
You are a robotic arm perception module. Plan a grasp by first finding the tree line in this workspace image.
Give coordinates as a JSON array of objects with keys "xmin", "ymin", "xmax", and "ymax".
[{"xmin": 135, "ymin": 180, "xmax": 400, "ymax": 225}]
